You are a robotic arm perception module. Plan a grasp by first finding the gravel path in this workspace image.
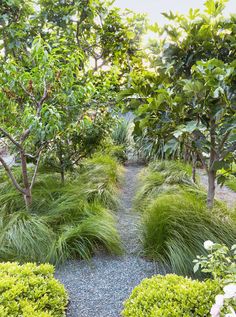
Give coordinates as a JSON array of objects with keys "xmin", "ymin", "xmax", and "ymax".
[
  {"xmin": 55, "ymin": 164, "xmax": 160, "ymax": 317},
  {"xmin": 198, "ymin": 169, "xmax": 236, "ymax": 208}
]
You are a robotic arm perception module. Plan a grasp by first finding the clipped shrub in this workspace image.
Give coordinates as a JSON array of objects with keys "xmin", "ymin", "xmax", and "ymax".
[
  {"xmin": 122, "ymin": 274, "xmax": 221, "ymax": 317},
  {"xmin": 0, "ymin": 262, "xmax": 68, "ymax": 317},
  {"xmin": 142, "ymin": 191, "xmax": 236, "ymax": 276}
]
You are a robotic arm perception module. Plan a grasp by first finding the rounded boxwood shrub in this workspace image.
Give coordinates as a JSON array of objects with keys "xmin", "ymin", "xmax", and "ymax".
[
  {"xmin": 122, "ymin": 274, "xmax": 221, "ymax": 317},
  {"xmin": 0, "ymin": 262, "xmax": 68, "ymax": 317}
]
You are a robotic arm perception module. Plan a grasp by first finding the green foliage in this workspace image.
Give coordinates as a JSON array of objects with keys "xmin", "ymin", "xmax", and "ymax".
[
  {"xmin": 111, "ymin": 119, "xmax": 130, "ymax": 148},
  {"xmin": 0, "ymin": 212, "xmax": 55, "ymax": 263},
  {"xmin": 122, "ymin": 274, "xmax": 221, "ymax": 317},
  {"xmin": 194, "ymin": 242, "xmax": 236, "ymax": 317},
  {"xmin": 0, "ymin": 0, "xmax": 145, "ymax": 208},
  {"xmin": 0, "ymin": 262, "xmax": 68, "ymax": 317},
  {"xmin": 49, "ymin": 210, "xmax": 121, "ymax": 264},
  {"xmin": 226, "ymin": 176, "xmax": 236, "ymax": 192},
  {"xmin": 194, "ymin": 242, "xmax": 236, "ymax": 283},
  {"xmin": 135, "ymin": 160, "xmax": 236, "ymax": 276},
  {"xmin": 141, "ymin": 191, "xmax": 235, "ymax": 276},
  {"xmin": 122, "ymin": 0, "xmax": 236, "ymax": 207},
  {"xmin": 0, "ymin": 155, "xmax": 123, "ymax": 264},
  {"xmin": 134, "ymin": 160, "xmax": 195, "ymax": 211},
  {"xmin": 95, "ymin": 118, "xmax": 133, "ymax": 164}
]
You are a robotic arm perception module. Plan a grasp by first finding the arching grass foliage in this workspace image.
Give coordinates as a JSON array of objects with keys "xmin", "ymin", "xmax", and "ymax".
[
  {"xmin": 135, "ymin": 160, "xmax": 236, "ymax": 276},
  {"xmin": 0, "ymin": 154, "xmax": 123, "ymax": 264}
]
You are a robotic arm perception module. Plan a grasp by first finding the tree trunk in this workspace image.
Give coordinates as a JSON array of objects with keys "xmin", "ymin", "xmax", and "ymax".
[
  {"xmin": 23, "ymin": 187, "xmax": 32, "ymax": 210},
  {"xmin": 20, "ymin": 150, "xmax": 32, "ymax": 210},
  {"xmin": 192, "ymin": 154, "xmax": 197, "ymax": 183},
  {"xmin": 58, "ymin": 144, "xmax": 65, "ymax": 185},
  {"xmin": 60, "ymin": 166, "xmax": 65, "ymax": 185},
  {"xmin": 207, "ymin": 169, "xmax": 216, "ymax": 209},
  {"xmin": 207, "ymin": 117, "xmax": 217, "ymax": 209}
]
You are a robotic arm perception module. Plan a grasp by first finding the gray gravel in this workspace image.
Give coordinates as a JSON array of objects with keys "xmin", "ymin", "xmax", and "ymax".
[
  {"xmin": 198, "ymin": 169, "xmax": 236, "ymax": 208},
  {"xmin": 55, "ymin": 164, "xmax": 160, "ymax": 317}
]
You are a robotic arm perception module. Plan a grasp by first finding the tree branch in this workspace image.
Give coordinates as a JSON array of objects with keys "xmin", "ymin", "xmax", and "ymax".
[
  {"xmin": 218, "ymin": 130, "xmax": 231, "ymax": 152},
  {"xmin": 20, "ymin": 80, "xmax": 48, "ymax": 144},
  {"xmin": 30, "ymin": 151, "xmax": 42, "ymax": 190},
  {"xmin": 0, "ymin": 127, "xmax": 22, "ymax": 149},
  {"xmin": 196, "ymin": 149, "xmax": 209, "ymax": 173},
  {"xmin": 20, "ymin": 83, "xmax": 37, "ymax": 106},
  {"xmin": 20, "ymin": 128, "xmax": 31, "ymax": 143},
  {"xmin": 0, "ymin": 156, "xmax": 25, "ymax": 194},
  {"xmin": 37, "ymin": 80, "xmax": 48, "ymax": 114}
]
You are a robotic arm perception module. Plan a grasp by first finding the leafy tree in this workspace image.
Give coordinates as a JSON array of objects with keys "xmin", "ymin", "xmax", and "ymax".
[
  {"xmin": 0, "ymin": 0, "xmax": 35, "ymax": 60},
  {"xmin": 124, "ymin": 0, "xmax": 236, "ymax": 208},
  {"xmin": 0, "ymin": 37, "xmax": 81, "ymax": 208},
  {"xmin": 37, "ymin": 0, "xmax": 146, "ymax": 72},
  {"xmin": 0, "ymin": 1, "xmax": 146, "ymax": 204},
  {"xmin": 181, "ymin": 59, "xmax": 236, "ymax": 208}
]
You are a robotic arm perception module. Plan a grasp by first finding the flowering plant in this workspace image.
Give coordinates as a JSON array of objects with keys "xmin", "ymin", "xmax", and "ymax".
[{"xmin": 193, "ymin": 241, "xmax": 236, "ymax": 317}]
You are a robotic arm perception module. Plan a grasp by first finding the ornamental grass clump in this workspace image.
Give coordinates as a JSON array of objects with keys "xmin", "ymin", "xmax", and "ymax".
[
  {"xmin": 0, "ymin": 262, "xmax": 68, "ymax": 317},
  {"xmin": 136, "ymin": 160, "xmax": 236, "ymax": 276},
  {"xmin": 0, "ymin": 154, "xmax": 123, "ymax": 264},
  {"xmin": 142, "ymin": 191, "xmax": 235, "ymax": 276},
  {"xmin": 134, "ymin": 160, "xmax": 198, "ymax": 212}
]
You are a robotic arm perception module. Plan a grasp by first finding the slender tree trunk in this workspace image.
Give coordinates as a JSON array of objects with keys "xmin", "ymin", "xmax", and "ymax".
[
  {"xmin": 207, "ymin": 169, "xmax": 216, "ymax": 209},
  {"xmin": 60, "ymin": 166, "xmax": 65, "ymax": 185},
  {"xmin": 192, "ymin": 154, "xmax": 197, "ymax": 183},
  {"xmin": 20, "ymin": 150, "xmax": 32, "ymax": 210},
  {"xmin": 207, "ymin": 118, "xmax": 217, "ymax": 209},
  {"xmin": 58, "ymin": 143, "xmax": 65, "ymax": 185}
]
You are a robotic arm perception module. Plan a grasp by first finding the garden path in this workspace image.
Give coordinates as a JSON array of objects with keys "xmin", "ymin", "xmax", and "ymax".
[
  {"xmin": 198, "ymin": 169, "xmax": 236, "ymax": 208},
  {"xmin": 55, "ymin": 164, "xmax": 160, "ymax": 317}
]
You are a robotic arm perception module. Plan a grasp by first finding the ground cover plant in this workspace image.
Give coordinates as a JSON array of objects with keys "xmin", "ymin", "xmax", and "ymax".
[
  {"xmin": 0, "ymin": 262, "xmax": 68, "ymax": 317},
  {"xmin": 135, "ymin": 160, "xmax": 236, "ymax": 276},
  {"xmin": 0, "ymin": 154, "xmax": 123, "ymax": 264}
]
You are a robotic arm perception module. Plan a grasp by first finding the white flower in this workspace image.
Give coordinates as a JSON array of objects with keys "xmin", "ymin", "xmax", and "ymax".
[
  {"xmin": 204, "ymin": 240, "xmax": 214, "ymax": 250},
  {"xmin": 210, "ymin": 303, "xmax": 221, "ymax": 317},
  {"xmin": 215, "ymin": 294, "xmax": 224, "ymax": 307},
  {"xmin": 223, "ymin": 284, "xmax": 236, "ymax": 299}
]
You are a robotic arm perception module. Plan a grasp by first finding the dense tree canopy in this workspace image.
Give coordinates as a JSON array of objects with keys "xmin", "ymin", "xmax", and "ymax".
[
  {"xmin": 0, "ymin": 0, "xmax": 235, "ymax": 209},
  {"xmin": 123, "ymin": 0, "xmax": 236, "ymax": 208},
  {"xmin": 0, "ymin": 0, "xmax": 146, "ymax": 208}
]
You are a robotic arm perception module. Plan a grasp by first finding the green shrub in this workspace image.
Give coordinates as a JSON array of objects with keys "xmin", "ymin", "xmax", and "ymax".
[
  {"xmin": 194, "ymin": 242, "xmax": 236, "ymax": 316},
  {"xmin": 148, "ymin": 160, "xmax": 192, "ymax": 176},
  {"xmin": 122, "ymin": 274, "xmax": 221, "ymax": 317},
  {"xmin": 142, "ymin": 191, "xmax": 236, "ymax": 276},
  {"xmin": 0, "ymin": 262, "xmax": 68, "ymax": 317}
]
